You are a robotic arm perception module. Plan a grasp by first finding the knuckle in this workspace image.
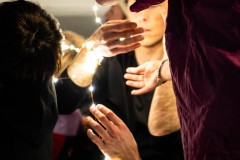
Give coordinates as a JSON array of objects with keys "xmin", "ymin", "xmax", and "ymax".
[
  {"xmin": 102, "ymin": 34, "xmax": 109, "ymax": 41},
  {"xmin": 100, "ymin": 26, "xmax": 107, "ymax": 32},
  {"xmin": 105, "ymin": 111, "xmax": 113, "ymax": 118},
  {"xmin": 98, "ymin": 115, "xmax": 106, "ymax": 121},
  {"xmin": 91, "ymin": 123, "xmax": 99, "ymax": 128}
]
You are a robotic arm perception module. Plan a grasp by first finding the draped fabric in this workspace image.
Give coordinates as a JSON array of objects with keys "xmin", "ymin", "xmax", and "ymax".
[{"xmin": 132, "ymin": 0, "xmax": 240, "ymax": 159}]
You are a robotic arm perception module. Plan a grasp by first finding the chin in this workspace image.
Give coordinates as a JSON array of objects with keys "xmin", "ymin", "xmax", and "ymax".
[{"xmin": 141, "ymin": 39, "xmax": 162, "ymax": 47}]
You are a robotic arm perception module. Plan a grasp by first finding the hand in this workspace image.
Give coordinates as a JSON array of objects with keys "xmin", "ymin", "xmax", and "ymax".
[
  {"xmin": 124, "ymin": 60, "xmax": 161, "ymax": 95},
  {"xmin": 88, "ymin": 19, "xmax": 144, "ymax": 57},
  {"xmin": 86, "ymin": 104, "xmax": 141, "ymax": 160}
]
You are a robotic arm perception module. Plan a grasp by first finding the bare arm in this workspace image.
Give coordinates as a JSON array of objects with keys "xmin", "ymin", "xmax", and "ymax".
[
  {"xmin": 148, "ymin": 81, "xmax": 180, "ymax": 136},
  {"xmin": 67, "ymin": 20, "xmax": 144, "ymax": 87}
]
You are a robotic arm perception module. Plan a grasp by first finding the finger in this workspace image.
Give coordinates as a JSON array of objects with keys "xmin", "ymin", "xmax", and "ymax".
[
  {"xmin": 105, "ymin": 19, "xmax": 131, "ymax": 24},
  {"xmin": 106, "ymin": 35, "xmax": 144, "ymax": 49},
  {"xmin": 126, "ymin": 66, "xmax": 145, "ymax": 74},
  {"xmin": 96, "ymin": 104, "xmax": 124, "ymax": 127},
  {"xmin": 87, "ymin": 128, "xmax": 104, "ymax": 149},
  {"xmin": 131, "ymin": 88, "xmax": 150, "ymax": 95},
  {"xmin": 124, "ymin": 73, "xmax": 144, "ymax": 82},
  {"xmin": 86, "ymin": 116, "xmax": 109, "ymax": 140},
  {"xmin": 109, "ymin": 43, "xmax": 141, "ymax": 55},
  {"xmin": 103, "ymin": 27, "xmax": 144, "ymax": 42},
  {"xmin": 126, "ymin": 80, "xmax": 145, "ymax": 89},
  {"xmin": 101, "ymin": 21, "xmax": 137, "ymax": 33},
  {"xmin": 90, "ymin": 106, "xmax": 115, "ymax": 138}
]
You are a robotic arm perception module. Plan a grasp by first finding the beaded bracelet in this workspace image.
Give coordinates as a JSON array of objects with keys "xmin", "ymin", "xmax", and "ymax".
[{"xmin": 157, "ymin": 59, "xmax": 168, "ymax": 85}]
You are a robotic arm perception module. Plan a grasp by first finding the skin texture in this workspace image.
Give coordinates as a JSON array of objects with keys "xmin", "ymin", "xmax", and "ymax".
[
  {"xmin": 86, "ymin": 105, "xmax": 141, "ymax": 160},
  {"xmin": 55, "ymin": 30, "xmax": 85, "ymax": 77},
  {"xmin": 92, "ymin": 19, "xmax": 144, "ymax": 56},
  {"xmin": 67, "ymin": 19, "xmax": 144, "ymax": 87},
  {"xmin": 148, "ymin": 81, "xmax": 180, "ymax": 136},
  {"xmin": 87, "ymin": 0, "xmax": 180, "ymax": 160},
  {"xmin": 127, "ymin": 0, "xmax": 167, "ymax": 48},
  {"xmin": 124, "ymin": 0, "xmax": 180, "ymax": 137},
  {"xmin": 86, "ymin": 0, "xmax": 180, "ymax": 158},
  {"xmin": 124, "ymin": 59, "xmax": 171, "ymax": 95}
]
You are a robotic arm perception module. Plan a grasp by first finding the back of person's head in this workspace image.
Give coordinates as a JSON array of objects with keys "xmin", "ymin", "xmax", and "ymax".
[{"xmin": 0, "ymin": 0, "xmax": 63, "ymax": 84}]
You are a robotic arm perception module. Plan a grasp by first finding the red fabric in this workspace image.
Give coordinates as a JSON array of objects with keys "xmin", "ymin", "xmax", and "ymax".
[
  {"xmin": 51, "ymin": 134, "xmax": 66, "ymax": 160},
  {"xmin": 165, "ymin": 0, "xmax": 240, "ymax": 159},
  {"xmin": 130, "ymin": 0, "xmax": 240, "ymax": 159}
]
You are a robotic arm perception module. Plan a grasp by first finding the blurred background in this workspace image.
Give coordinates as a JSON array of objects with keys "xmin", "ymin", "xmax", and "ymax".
[{"xmin": 0, "ymin": 0, "xmax": 109, "ymax": 38}]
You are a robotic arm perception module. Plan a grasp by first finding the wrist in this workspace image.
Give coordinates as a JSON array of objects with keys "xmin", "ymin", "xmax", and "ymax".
[{"xmin": 157, "ymin": 59, "xmax": 168, "ymax": 86}]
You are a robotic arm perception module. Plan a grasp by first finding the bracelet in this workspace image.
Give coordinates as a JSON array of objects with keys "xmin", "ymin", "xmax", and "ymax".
[{"xmin": 157, "ymin": 59, "xmax": 168, "ymax": 85}]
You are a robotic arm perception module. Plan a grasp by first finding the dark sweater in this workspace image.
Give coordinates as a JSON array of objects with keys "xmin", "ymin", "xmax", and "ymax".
[{"xmin": 0, "ymin": 78, "xmax": 58, "ymax": 160}]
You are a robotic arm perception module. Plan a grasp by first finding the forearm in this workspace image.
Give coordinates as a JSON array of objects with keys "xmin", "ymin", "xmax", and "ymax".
[
  {"xmin": 67, "ymin": 47, "xmax": 99, "ymax": 87},
  {"xmin": 148, "ymin": 81, "xmax": 180, "ymax": 136}
]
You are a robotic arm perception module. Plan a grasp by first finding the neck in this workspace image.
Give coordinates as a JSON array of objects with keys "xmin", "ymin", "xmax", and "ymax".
[{"xmin": 135, "ymin": 40, "xmax": 165, "ymax": 65}]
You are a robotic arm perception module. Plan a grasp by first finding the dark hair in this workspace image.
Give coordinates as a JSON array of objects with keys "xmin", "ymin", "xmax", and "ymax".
[{"xmin": 0, "ymin": 0, "xmax": 63, "ymax": 84}]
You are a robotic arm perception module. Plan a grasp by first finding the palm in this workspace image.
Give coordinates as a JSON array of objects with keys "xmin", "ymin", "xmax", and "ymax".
[{"xmin": 125, "ymin": 61, "xmax": 161, "ymax": 95}]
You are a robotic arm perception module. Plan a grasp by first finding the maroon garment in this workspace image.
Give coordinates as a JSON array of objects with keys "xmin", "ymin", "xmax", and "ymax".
[
  {"xmin": 132, "ymin": 0, "xmax": 240, "ymax": 159},
  {"xmin": 130, "ymin": 0, "xmax": 165, "ymax": 12}
]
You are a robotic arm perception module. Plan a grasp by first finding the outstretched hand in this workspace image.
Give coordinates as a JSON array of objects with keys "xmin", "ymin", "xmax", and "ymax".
[
  {"xmin": 88, "ymin": 19, "xmax": 144, "ymax": 57},
  {"xmin": 124, "ymin": 60, "xmax": 161, "ymax": 95},
  {"xmin": 86, "ymin": 104, "xmax": 141, "ymax": 160}
]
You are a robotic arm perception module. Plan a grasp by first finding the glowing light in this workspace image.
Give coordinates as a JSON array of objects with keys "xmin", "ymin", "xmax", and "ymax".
[
  {"xmin": 93, "ymin": 2, "xmax": 102, "ymax": 25},
  {"xmin": 61, "ymin": 42, "xmax": 70, "ymax": 50},
  {"xmin": 119, "ymin": 37, "xmax": 125, "ymax": 41},
  {"xmin": 104, "ymin": 155, "xmax": 111, "ymax": 160},
  {"xmin": 65, "ymin": 2, "xmax": 105, "ymax": 109},
  {"xmin": 69, "ymin": 45, "xmax": 75, "ymax": 50},
  {"xmin": 89, "ymin": 85, "xmax": 94, "ymax": 92},
  {"xmin": 93, "ymin": 45, "xmax": 111, "ymax": 58},
  {"xmin": 93, "ymin": 5, "xmax": 98, "ymax": 12},
  {"xmin": 52, "ymin": 76, "xmax": 59, "ymax": 83},
  {"xmin": 61, "ymin": 42, "xmax": 81, "ymax": 54},
  {"xmin": 85, "ymin": 40, "xmax": 95, "ymax": 50},
  {"xmin": 72, "ymin": 74, "xmax": 76, "ymax": 79},
  {"xmin": 95, "ymin": 17, "xmax": 102, "ymax": 24}
]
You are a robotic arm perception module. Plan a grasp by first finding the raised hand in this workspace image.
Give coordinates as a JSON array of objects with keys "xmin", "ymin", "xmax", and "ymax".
[
  {"xmin": 124, "ymin": 60, "xmax": 161, "ymax": 95},
  {"xmin": 88, "ymin": 19, "xmax": 144, "ymax": 57},
  {"xmin": 86, "ymin": 104, "xmax": 141, "ymax": 160},
  {"xmin": 124, "ymin": 59, "xmax": 171, "ymax": 95}
]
